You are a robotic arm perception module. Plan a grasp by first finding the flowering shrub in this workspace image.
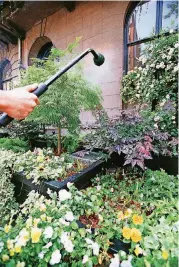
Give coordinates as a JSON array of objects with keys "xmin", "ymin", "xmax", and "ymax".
[
  {"xmin": 0, "ymin": 169, "xmax": 178, "ymax": 266},
  {"xmin": 121, "ymin": 33, "xmax": 178, "ymax": 111},
  {"xmin": 13, "ymin": 148, "xmax": 88, "ymax": 184},
  {"xmin": 85, "ymin": 109, "xmax": 178, "ymax": 169}
]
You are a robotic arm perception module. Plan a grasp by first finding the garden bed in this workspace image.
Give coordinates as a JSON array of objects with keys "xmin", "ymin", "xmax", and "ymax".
[{"xmin": 13, "ymin": 157, "xmax": 106, "ymax": 203}]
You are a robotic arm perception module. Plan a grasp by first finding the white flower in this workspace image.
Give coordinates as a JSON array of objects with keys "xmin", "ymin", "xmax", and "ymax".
[
  {"xmin": 172, "ymin": 116, "xmax": 175, "ymax": 120},
  {"xmin": 67, "ymin": 163, "xmax": 73, "ymax": 169},
  {"xmin": 154, "ymin": 123, "xmax": 158, "ymax": 129},
  {"xmin": 111, "ymin": 188, "xmax": 114, "ymax": 193},
  {"xmin": 39, "ymin": 203, "xmax": 46, "ymax": 212},
  {"xmin": 169, "ymin": 29, "xmax": 174, "ymax": 33},
  {"xmin": 60, "ymin": 157, "xmax": 65, "ymax": 162},
  {"xmin": 97, "ymin": 185, "xmax": 101, "ymax": 191},
  {"xmin": 65, "ymin": 240, "xmax": 74, "ymax": 252},
  {"xmin": 173, "ymin": 65, "xmax": 179, "ymax": 73},
  {"xmin": 58, "ymin": 189, "xmax": 72, "ymax": 202},
  {"xmin": 174, "ymin": 43, "xmax": 179, "ymax": 48},
  {"xmin": 82, "ymin": 255, "xmax": 89, "ymax": 264},
  {"xmin": 138, "ymin": 67, "xmax": 142, "ymax": 71},
  {"xmin": 154, "ymin": 116, "xmax": 160, "ymax": 122},
  {"xmin": 120, "ymin": 256, "xmax": 133, "ymax": 267},
  {"xmin": 60, "ymin": 232, "xmax": 74, "ymax": 252},
  {"xmin": 16, "ymin": 262, "xmax": 25, "ymax": 267},
  {"xmin": 86, "ymin": 228, "xmax": 92, "ymax": 234},
  {"xmin": 92, "ymin": 242, "xmax": 100, "ymax": 256},
  {"xmin": 160, "ymin": 101, "xmax": 165, "ymax": 107},
  {"xmin": 43, "ymin": 226, "xmax": 53, "ymax": 239},
  {"xmin": 59, "ymin": 218, "xmax": 70, "ymax": 226},
  {"xmin": 85, "ymin": 238, "xmax": 100, "ymax": 256},
  {"xmin": 136, "ymin": 94, "xmax": 140, "ymax": 98},
  {"xmin": 169, "ymin": 48, "xmax": 174, "ymax": 55},
  {"xmin": 47, "ymin": 188, "xmax": 52, "ymax": 196},
  {"xmin": 49, "ymin": 249, "xmax": 61, "ymax": 265},
  {"xmin": 43, "ymin": 242, "xmax": 52, "ymax": 249},
  {"xmin": 166, "ymin": 94, "xmax": 170, "ymax": 99},
  {"xmin": 150, "ymin": 63, "xmax": 155, "ymax": 68},
  {"xmin": 64, "ymin": 211, "xmax": 74, "ymax": 222},
  {"xmin": 109, "ymin": 254, "xmax": 120, "ymax": 267},
  {"xmin": 38, "ymin": 251, "xmax": 44, "ymax": 259},
  {"xmin": 142, "ymin": 57, "xmax": 147, "ymax": 64},
  {"xmin": 67, "ymin": 182, "xmax": 73, "ymax": 188}
]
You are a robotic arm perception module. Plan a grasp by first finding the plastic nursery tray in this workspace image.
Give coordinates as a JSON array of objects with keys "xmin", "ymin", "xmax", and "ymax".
[{"xmin": 12, "ymin": 159, "xmax": 105, "ymax": 203}]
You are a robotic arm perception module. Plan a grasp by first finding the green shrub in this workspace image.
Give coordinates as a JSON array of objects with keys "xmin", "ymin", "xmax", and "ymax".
[{"xmin": 0, "ymin": 138, "xmax": 29, "ymax": 153}]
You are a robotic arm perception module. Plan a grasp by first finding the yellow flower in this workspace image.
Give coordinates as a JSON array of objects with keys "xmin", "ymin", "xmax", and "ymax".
[
  {"xmin": 16, "ymin": 261, "xmax": 25, "ymax": 267},
  {"xmin": 131, "ymin": 228, "xmax": 142, "ymax": 243},
  {"xmin": 33, "ymin": 218, "xmax": 41, "ymax": 227},
  {"xmin": 132, "ymin": 214, "xmax": 143, "ymax": 225},
  {"xmin": 31, "ymin": 227, "xmax": 42, "ymax": 243},
  {"xmin": 4, "ymin": 224, "xmax": 11, "ymax": 233},
  {"xmin": 134, "ymin": 245, "xmax": 143, "ymax": 256},
  {"xmin": 117, "ymin": 211, "xmax": 124, "ymax": 220},
  {"xmin": 37, "ymin": 155, "xmax": 44, "ymax": 162},
  {"xmin": 7, "ymin": 239, "xmax": 14, "ymax": 250},
  {"xmin": 124, "ymin": 209, "xmax": 132, "ymax": 218},
  {"xmin": 15, "ymin": 244, "xmax": 22, "ymax": 253},
  {"xmin": 2, "ymin": 254, "xmax": 9, "ymax": 262},
  {"xmin": 162, "ymin": 250, "xmax": 169, "ymax": 260},
  {"xmin": 40, "ymin": 214, "xmax": 47, "ymax": 221},
  {"xmin": 47, "ymin": 216, "xmax": 52, "ymax": 223},
  {"xmin": 40, "ymin": 203, "xmax": 46, "ymax": 212},
  {"xmin": 122, "ymin": 227, "xmax": 131, "ymax": 240},
  {"xmin": 9, "ymin": 249, "xmax": 15, "ymax": 256}
]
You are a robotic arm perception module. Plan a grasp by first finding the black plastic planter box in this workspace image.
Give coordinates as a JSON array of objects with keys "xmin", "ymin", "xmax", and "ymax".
[
  {"xmin": 109, "ymin": 152, "xmax": 178, "ymax": 175},
  {"xmin": 12, "ymin": 159, "xmax": 106, "ymax": 203}
]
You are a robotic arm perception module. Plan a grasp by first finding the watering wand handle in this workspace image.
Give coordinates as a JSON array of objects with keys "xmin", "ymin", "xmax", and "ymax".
[{"xmin": 0, "ymin": 48, "xmax": 105, "ymax": 127}]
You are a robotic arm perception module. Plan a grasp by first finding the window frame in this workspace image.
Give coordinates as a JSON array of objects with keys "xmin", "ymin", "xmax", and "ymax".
[{"xmin": 123, "ymin": 0, "xmax": 177, "ymax": 74}]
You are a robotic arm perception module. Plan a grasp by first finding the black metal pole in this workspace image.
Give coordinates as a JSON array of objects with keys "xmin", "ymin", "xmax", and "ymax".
[{"xmin": 0, "ymin": 48, "xmax": 105, "ymax": 127}]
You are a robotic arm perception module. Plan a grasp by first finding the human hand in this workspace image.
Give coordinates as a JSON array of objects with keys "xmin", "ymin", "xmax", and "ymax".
[{"xmin": 2, "ymin": 84, "xmax": 40, "ymax": 120}]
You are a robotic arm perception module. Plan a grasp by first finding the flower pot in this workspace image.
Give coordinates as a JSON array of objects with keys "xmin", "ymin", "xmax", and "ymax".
[{"xmin": 12, "ymin": 159, "xmax": 106, "ymax": 203}]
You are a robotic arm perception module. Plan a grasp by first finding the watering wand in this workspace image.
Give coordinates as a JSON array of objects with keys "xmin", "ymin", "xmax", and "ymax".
[{"xmin": 0, "ymin": 48, "xmax": 105, "ymax": 127}]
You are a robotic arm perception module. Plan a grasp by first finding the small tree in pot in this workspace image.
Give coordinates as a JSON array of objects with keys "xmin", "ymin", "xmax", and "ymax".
[{"xmin": 20, "ymin": 38, "xmax": 102, "ymax": 154}]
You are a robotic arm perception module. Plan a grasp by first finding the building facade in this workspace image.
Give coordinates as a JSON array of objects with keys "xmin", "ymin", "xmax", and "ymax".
[{"xmin": 0, "ymin": 0, "xmax": 177, "ymax": 123}]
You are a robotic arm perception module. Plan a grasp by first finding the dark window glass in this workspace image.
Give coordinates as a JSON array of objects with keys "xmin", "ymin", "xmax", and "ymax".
[{"xmin": 162, "ymin": 1, "xmax": 178, "ymax": 30}]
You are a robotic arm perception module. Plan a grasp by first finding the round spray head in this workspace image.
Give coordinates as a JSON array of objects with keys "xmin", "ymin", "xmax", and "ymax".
[{"xmin": 93, "ymin": 53, "xmax": 105, "ymax": 66}]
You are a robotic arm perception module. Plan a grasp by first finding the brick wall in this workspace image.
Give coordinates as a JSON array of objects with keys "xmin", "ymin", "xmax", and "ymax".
[
  {"xmin": 1, "ymin": 1, "xmax": 129, "ymax": 123},
  {"xmin": 0, "ymin": 43, "xmax": 19, "ymax": 88}
]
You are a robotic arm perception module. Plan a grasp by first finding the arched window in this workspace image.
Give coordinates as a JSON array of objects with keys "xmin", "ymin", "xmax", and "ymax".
[
  {"xmin": 28, "ymin": 36, "xmax": 53, "ymax": 65},
  {"xmin": 124, "ymin": 1, "xmax": 178, "ymax": 73},
  {"xmin": 0, "ymin": 59, "xmax": 12, "ymax": 90}
]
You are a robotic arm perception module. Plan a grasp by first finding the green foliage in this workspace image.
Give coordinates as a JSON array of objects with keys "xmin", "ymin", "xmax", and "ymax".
[
  {"xmin": 13, "ymin": 148, "xmax": 88, "ymax": 184},
  {"xmin": 0, "ymin": 169, "xmax": 178, "ymax": 266},
  {"xmin": 84, "ymin": 108, "xmax": 178, "ymax": 169},
  {"xmin": 0, "ymin": 138, "xmax": 29, "ymax": 153},
  {"xmin": 7, "ymin": 121, "xmax": 42, "ymax": 142},
  {"xmin": 0, "ymin": 150, "xmax": 19, "ymax": 226},
  {"xmin": 121, "ymin": 33, "xmax": 178, "ymax": 112},
  {"xmin": 20, "ymin": 38, "xmax": 102, "ymax": 132},
  {"xmin": 62, "ymin": 133, "xmax": 84, "ymax": 153}
]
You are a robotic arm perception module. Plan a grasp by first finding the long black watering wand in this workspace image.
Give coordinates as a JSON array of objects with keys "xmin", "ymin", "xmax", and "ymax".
[{"xmin": 0, "ymin": 48, "xmax": 105, "ymax": 127}]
